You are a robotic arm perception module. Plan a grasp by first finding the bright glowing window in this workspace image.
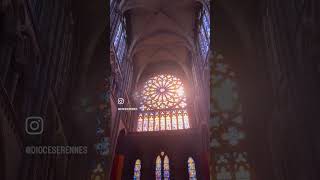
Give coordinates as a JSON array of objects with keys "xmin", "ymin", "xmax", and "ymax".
[
  {"xmin": 163, "ymin": 156, "xmax": 170, "ymax": 180},
  {"xmin": 155, "ymin": 152, "xmax": 170, "ymax": 180},
  {"xmin": 156, "ymin": 156, "xmax": 162, "ymax": 180},
  {"xmin": 137, "ymin": 74, "xmax": 190, "ymax": 132},
  {"xmin": 111, "ymin": 10, "xmax": 127, "ymax": 63},
  {"xmin": 188, "ymin": 157, "xmax": 197, "ymax": 180},
  {"xmin": 133, "ymin": 159, "xmax": 141, "ymax": 180},
  {"xmin": 198, "ymin": 5, "xmax": 210, "ymax": 60}
]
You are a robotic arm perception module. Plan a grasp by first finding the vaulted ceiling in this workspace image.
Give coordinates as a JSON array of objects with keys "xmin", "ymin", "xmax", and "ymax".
[{"xmin": 120, "ymin": 0, "xmax": 202, "ymax": 85}]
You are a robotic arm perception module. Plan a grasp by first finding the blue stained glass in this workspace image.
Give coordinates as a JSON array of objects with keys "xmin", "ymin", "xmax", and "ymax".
[
  {"xmin": 155, "ymin": 153, "xmax": 170, "ymax": 180},
  {"xmin": 116, "ymin": 33, "xmax": 124, "ymax": 60},
  {"xmin": 203, "ymin": 13, "xmax": 210, "ymax": 39},
  {"xmin": 188, "ymin": 157, "xmax": 197, "ymax": 180},
  {"xmin": 95, "ymin": 137, "xmax": 109, "ymax": 156},
  {"xmin": 113, "ymin": 22, "xmax": 122, "ymax": 48},
  {"xmin": 199, "ymin": 26, "xmax": 209, "ymax": 58},
  {"xmin": 198, "ymin": 8, "xmax": 210, "ymax": 60},
  {"xmin": 112, "ymin": 18, "xmax": 127, "ymax": 63}
]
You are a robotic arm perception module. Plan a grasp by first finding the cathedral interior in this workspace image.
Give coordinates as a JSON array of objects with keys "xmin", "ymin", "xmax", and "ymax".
[{"xmin": 1, "ymin": 0, "xmax": 320, "ymax": 180}]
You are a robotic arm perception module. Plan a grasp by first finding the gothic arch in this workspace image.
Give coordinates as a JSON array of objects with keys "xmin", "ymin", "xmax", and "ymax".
[
  {"xmin": 127, "ymin": 29, "xmax": 195, "ymax": 59},
  {"xmin": 134, "ymin": 61, "xmax": 194, "ymax": 95},
  {"xmin": 129, "ymin": 30, "xmax": 194, "ymax": 59}
]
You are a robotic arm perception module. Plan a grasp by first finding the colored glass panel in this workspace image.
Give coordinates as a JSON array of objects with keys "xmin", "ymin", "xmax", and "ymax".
[
  {"xmin": 160, "ymin": 113, "xmax": 166, "ymax": 130},
  {"xmin": 137, "ymin": 114, "xmax": 143, "ymax": 132},
  {"xmin": 183, "ymin": 110, "xmax": 190, "ymax": 128},
  {"xmin": 199, "ymin": 8, "xmax": 210, "ymax": 59},
  {"xmin": 156, "ymin": 156, "xmax": 162, "ymax": 180},
  {"xmin": 166, "ymin": 113, "xmax": 171, "ymax": 130},
  {"xmin": 188, "ymin": 157, "xmax": 197, "ymax": 180},
  {"xmin": 172, "ymin": 112, "xmax": 177, "ymax": 130},
  {"xmin": 142, "ymin": 74, "xmax": 187, "ymax": 110},
  {"xmin": 154, "ymin": 113, "xmax": 160, "ymax": 131},
  {"xmin": 149, "ymin": 113, "xmax": 154, "ymax": 131},
  {"xmin": 112, "ymin": 20, "xmax": 127, "ymax": 63},
  {"xmin": 178, "ymin": 111, "xmax": 184, "ymax": 129},
  {"xmin": 136, "ymin": 74, "xmax": 190, "ymax": 132},
  {"xmin": 163, "ymin": 156, "xmax": 170, "ymax": 180},
  {"xmin": 143, "ymin": 114, "xmax": 148, "ymax": 131},
  {"xmin": 133, "ymin": 159, "xmax": 141, "ymax": 180}
]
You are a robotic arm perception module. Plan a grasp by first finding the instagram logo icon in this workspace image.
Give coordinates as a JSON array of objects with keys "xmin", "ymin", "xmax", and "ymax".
[{"xmin": 25, "ymin": 117, "xmax": 43, "ymax": 135}]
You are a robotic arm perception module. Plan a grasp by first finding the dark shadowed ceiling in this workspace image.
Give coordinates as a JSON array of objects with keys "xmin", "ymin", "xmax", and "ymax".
[{"xmin": 120, "ymin": 0, "xmax": 202, "ymax": 85}]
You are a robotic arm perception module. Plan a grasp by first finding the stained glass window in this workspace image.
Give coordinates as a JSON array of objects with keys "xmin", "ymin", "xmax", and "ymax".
[
  {"xmin": 133, "ymin": 159, "xmax": 141, "ymax": 180},
  {"xmin": 155, "ymin": 112, "xmax": 160, "ymax": 131},
  {"xmin": 137, "ymin": 74, "xmax": 190, "ymax": 132},
  {"xmin": 163, "ymin": 156, "xmax": 170, "ymax": 180},
  {"xmin": 110, "ymin": 2, "xmax": 127, "ymax": 64},
  {"xmin": 137, "ymin": 114, "xmax": 143, "ymax": 132},
  {"xmin": 210, "ymin": 54, "xmax": 252, "ymax": 180},
  {"xmin": 188, "ymin": 157, "xmax": 197, "ymax": 180},
  {"xmin": 198, "ymin": 5, "xmax": 210, "ymax": 60},
  {"xmin": 155, "ymin": 152, "xmax": 170, "ymax": 180},
  {"xmin": 156, "ymin": 156, "xmax": 162, "ymax": 180}
]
